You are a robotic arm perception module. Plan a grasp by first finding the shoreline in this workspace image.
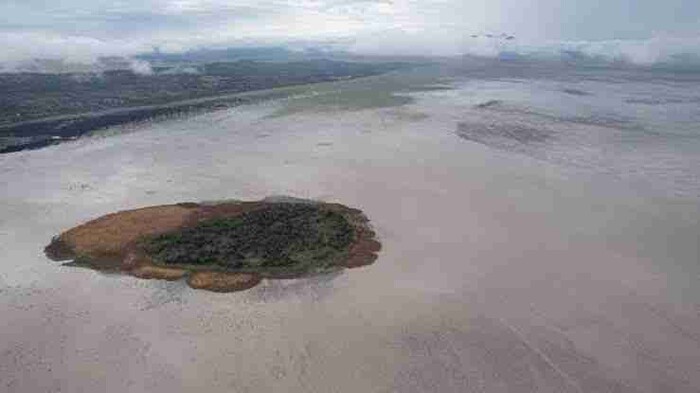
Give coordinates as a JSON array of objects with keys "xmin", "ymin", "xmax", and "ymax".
[{"xmin": 0, "ymin": 66, "xmax": 415, "ymax": 154}]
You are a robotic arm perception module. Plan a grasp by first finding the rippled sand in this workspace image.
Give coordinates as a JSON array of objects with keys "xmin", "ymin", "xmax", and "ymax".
[{"xmin": 1, "ymin": 72, "xmax": 700, "ymax": 392}]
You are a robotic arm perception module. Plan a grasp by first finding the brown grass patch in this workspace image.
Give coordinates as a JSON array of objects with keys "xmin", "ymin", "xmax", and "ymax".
[
  {"xmin": 187, "ymin": 271, "xmax": 262, "ymax": 292},
  {"xmin": 130, "ymin": 264, "xmax": 188, "ymax": 280},
  {"xmin": 59, "ymin": 204, "xmax": 197, "ymax": 259},
  {"xmin": 345, "ymin": 227, "xmax": 382, "ymax": 268}
]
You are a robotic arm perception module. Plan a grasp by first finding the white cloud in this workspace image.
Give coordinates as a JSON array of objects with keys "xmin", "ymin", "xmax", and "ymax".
[
  {"xmin": 0, "ymin": 32, "xmax": 144, "ymax": 63},
  {"xmin": 562, "ymin": 34, "xmax": 700, "ymax": 64},
  {"xmin": 128, "ymin": 59, "xmax": 153, "ymax": 75},
  {"xmin": 0, "ymin": 0, "xmax": 699, "ymax": 64}
]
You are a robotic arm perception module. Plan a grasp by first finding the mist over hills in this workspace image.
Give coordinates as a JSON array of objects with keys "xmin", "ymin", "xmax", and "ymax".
[
  {"xmin": 2, "ymin": 37, "xmax": 699, "ymax": 155},
  {"xmin": 4, "ymin": 35, "xmax": 700, "ymax": 76}
]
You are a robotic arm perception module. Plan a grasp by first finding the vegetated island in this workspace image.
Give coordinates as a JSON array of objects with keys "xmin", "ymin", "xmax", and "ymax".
[{"xmin": 45, "ymin": 198, "xmax": 381, "ymax": 292}]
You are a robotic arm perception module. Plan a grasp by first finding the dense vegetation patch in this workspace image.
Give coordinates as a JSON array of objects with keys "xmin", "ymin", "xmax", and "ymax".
[{"xmin": 142, "ymin": 203, "xmax": 354, "ymax": 273}]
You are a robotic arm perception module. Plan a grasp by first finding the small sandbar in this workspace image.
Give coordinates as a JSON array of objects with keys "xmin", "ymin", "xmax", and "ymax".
[{"xmin": 45, "ymin": 198, "xmax": 381, "ymax": 292}]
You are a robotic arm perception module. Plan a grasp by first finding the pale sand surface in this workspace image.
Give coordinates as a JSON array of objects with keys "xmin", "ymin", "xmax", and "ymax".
[{"xmin": 1, "ymin": 81, "xmax": 700, "ymax": 392}]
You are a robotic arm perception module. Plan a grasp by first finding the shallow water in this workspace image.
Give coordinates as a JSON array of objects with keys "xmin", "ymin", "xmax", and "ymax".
[
  {"xmin": 1, "ymin": 62, "xmax": 699, "ymax": 392},
  {"xmin": 439, "ymin": 63, "xmax": 700, "ymax": 199}
]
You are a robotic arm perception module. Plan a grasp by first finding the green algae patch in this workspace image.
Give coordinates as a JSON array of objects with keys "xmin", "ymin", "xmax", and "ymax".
[{"xmin": 45, "ymin": 198, "xmax": 381, "ymax": 292}]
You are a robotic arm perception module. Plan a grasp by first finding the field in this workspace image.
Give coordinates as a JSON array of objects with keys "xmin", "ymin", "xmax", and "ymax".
[{"xmin": 0, "ymin": 59, "xmax": 406, "ymax": 153}]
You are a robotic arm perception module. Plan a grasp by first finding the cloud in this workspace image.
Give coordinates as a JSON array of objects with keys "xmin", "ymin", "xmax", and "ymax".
[
  {"xmin": 571, "ymin": 35, "xmax": 700, "ymax": 65},
  {"xmin": 128, "ymin": 59, "xmax": 153, "ymax": 75},
  {"xmin": 490, "ymin": 34, "xmax": 700, "ymax": 65},
  {"xmin": 0, "ymin": 0, "xmax": 699, "ymax": 66},
  {"xmin": 0, "ymin": 32, "xmax": 143, "ymax": 63}
]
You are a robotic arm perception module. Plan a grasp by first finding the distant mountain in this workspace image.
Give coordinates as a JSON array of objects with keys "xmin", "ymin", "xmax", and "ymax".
[{"xmin": 136, "ymin": 47, "xmax": 304, "ymax": 64}]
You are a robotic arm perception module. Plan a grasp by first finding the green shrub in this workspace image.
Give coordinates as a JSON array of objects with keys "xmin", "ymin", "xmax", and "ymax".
[{"xmin": 142, "ymin": 203, "xmax": 354, "ymax": 272}]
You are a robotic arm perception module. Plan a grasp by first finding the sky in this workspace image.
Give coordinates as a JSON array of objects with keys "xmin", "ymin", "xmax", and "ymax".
[{"xmin": 1, "ymin": 0, "xmax": 699, "ymax": 63}]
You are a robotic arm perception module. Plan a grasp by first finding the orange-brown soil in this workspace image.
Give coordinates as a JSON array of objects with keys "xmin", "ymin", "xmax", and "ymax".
[
  {"xmin": 187, "ymin": 271, "xmax": 262, "ymax": 292},
  {"xmin": 48, "ymin": 204, "xmax": 196, "ymax": 261},
  {"xmin": 45, "ymin": 199, "xmax": 381, "ymax": 292}
]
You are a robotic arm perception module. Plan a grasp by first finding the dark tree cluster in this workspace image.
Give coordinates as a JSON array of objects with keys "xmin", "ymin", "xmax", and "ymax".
[{"xmin": 142, "ymin": 203, "xmax": 354, "ymax": 272}]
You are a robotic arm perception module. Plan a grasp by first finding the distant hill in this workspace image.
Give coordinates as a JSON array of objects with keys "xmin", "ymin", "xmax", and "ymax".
[{"xmin": 136, "ymin": 46, "xmax": 302, "ymax": 64}]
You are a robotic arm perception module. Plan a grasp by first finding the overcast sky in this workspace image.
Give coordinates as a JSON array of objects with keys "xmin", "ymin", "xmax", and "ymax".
[{"xmin": 1, "ymin": 0, "xmax": 699, "ymax": 62}]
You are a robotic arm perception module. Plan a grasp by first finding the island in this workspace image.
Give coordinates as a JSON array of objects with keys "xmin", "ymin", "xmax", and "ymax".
[{"xmin": 45, "ymin": 198, "xmax": 381, "ymax": 292}]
